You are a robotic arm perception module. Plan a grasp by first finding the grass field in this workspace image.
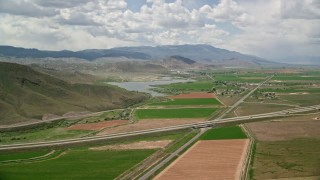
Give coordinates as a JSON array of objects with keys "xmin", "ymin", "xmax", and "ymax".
[
  {"xmin": 149, "ymin": 98, "xmax": 221, "ymax": 106},
  {"xmin": 200, "ymin": 126, "xmax": 247, "ymax": 140},
  {"xmin": 213, "ymin": 74, "xmax": 266, "ymax": 83},
  {"xmin": 252, "ymin": 138, "xmax": 320, "ymax": 179},
  {"xmin": 233, "ymin": 103, "xmax": 292, "ymax": 116},
  {"xmin": 0, "ymin": 149, "xmax": 155, "ymax": 179},
  {"xmin": 135, "ymin": 108, "xmax": 217, "ymax": 119},
  {"xmin": 259, "ymin": 87, "xmax": 320, "ymax": 94},
  {"xmin": 273, "ymin": 75, "xmax": 320, "ymax": 81},
  {"xmin": 280, "ymin": 94, "xmax": 320, "ymax": 106},
  {"xmin": 247, "ymin": 118, "xmax": 320, "ymax": 179},
  {"xmin": 0, "ymin": 150, "xmax": 50, "ymax": 162}
]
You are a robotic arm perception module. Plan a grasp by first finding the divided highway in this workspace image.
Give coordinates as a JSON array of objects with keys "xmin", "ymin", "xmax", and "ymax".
[{"xmin": 0, "ymin": 104, "xmax": 319, "ymax": 151}]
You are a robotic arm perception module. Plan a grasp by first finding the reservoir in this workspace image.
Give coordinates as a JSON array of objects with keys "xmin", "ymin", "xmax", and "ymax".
[{"xmin": 108, "ymin": 77, "xmax": 193, "ymax": 96}]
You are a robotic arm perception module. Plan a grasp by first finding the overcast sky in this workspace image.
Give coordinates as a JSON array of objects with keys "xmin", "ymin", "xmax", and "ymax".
[{"xmin": 0, "ymin": 0, "xmax": 319, "ymax": 60}]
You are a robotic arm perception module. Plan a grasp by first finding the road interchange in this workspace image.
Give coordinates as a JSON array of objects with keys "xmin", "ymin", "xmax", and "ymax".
[{"xmin": 0, "ymin": 104, "xmax": 319, "ymax": 151}]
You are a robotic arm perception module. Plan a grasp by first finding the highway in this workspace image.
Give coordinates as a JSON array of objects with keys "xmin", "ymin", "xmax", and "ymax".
[
  {"xmin": 0, "ymin": 75, "xmax": 273, "ymax": 150},
  {"xmin": 0, "ymin": 107, "xmax": 318, "ymax": 150},
  {"xmin": 141, "ymin": 75, "xmax": 279, "ymax": 179},
  {"xmin": 214, "ymin": 75, "xmax": 274, "ymax": 120},
  {"xmin": 139, "ymin": 128, "xmax": 207, "ymax": 180}
]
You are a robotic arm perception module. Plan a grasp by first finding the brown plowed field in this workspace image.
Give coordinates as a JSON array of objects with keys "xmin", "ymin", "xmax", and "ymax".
[
  {"xmin": 169, "ymin": 92, "xmax": 216, "ymax": 99},
  {"xmin": 98, "ymin": 118, "xmax": 204, "ymax": 135},
  {"xmin": 65, "ymin": 120, "xmax": 128, "ymax": 131},
  {"xmin": 246, "ymin": 119, "xmax": 320, "ymax": 141},
  {"xmin": 155, "ymin": 139, "xmax": 250, "ymax": 180}
]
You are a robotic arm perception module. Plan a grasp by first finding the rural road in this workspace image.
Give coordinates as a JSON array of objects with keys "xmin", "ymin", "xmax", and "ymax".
[
  {"xmin": 139, "ymin": 128, "xmax": 207, "ymax": 180},
  {"xmin": 0, "ymin": 75, "xmax": 272, "ymax": 132},
  {"xmin": 0, "ymin": 104, "xmax": 319, "ymax": 151},
  {"xmin": 140, "ymin": 75, "xmax": 273, "ymax": 179},
  {"xmin": 214, "ymin": 75, "xmax": 274, "ymax": 120}
]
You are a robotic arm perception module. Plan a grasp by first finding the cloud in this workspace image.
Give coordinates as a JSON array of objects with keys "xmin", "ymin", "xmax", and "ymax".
[
  {"xmin": 0, "ymin": 0, "xmax": 319, "ymax": 60},
  {"xmin": 57, "ymin": 12, "xmax": 101, "ymax": 26},
  {"xmin": 34, "ymin": 0, "xmax": 91, "ymax": 8},
  {"xmin": 0, "ymin": 0, "xmax": 58, "ymax": 17},
  {"xmin": 279, "ymin": 0, "xmax": 320, "ymax": 19}
]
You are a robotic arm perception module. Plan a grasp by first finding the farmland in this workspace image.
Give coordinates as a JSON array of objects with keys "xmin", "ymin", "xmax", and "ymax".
[
  {"xmin": 157, "ymin": 81, "xmax": 214, "ymax": 91},
  {"xmin": 246, "ymin": 115, "xmax": 320, "ymax": 179},
  {"xmin": 149, "ymin": 98, "xmax": 221, "ymax": 106},
  {"xmin": 0, "ymin": 150, "xmax": 50, "ymax": 162},
  {"xmin": 1, "ymin": 66, "xmax": 320, "ymax": 179},
  {"xmin": 135, "ymin": 108, "xmax": 217, "ymax": 119},
  {"xmin": 252, "ymin": 138, "xmax": 320, "ymax": 179},
  {"xmin": 0, "ymin": 129, "xmax": 198, "ymax": 179},
  {"xmin": 155, "ymin": 139, "xmax": 250, "ymax": 179},
  {"xmin": 0, "ymin": 149, "xmax": 156, "ymax": 179},
  {"xmin": 200, "ymin": 126, "xmax": 247, "ymax": 140}
]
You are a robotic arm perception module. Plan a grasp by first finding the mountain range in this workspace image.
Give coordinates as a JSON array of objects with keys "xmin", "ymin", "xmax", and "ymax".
[{"xmin": 0, "ymin": 44, "xmax": 279, "ymax": 67}]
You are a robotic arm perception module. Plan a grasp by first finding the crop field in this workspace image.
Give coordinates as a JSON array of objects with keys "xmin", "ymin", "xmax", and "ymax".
[
  {"xmin": 280, "ymin": 94, "xmax": 320, "ymax": 106},
  {"xmin": 0, "ymin": 129, "xmax": 195, "ymax": 179},
  {"xmin": 213, "ymin": 73, "xmax": 267, "ymax": 83},
  {"xmin": 246, "ymin": 118, "xmax": 320, "ymax": 179},
  {"xmin": 200, "ymin": 126, "xmax": 247, "ymax": 140},
  {"xmin": 0, "ymin": 150, "xmax": 50, "ymax": 162},
  {"xmin": 272, "ymin": 75, "xmax": 320, "ymax": 81},
  {"xmin": 252, "ymin": 139, "xmax": 320, "ymax": 179},
  {"xmin": 169, "ymin": 92, "xmax": 216, "ymax": 99},
  {"xmin": 157, "ymin": 81, "xmax": 214, "ymax": 91},
  {"xmin": 149, "ymin": 98, "xmax": 221, "ymax": 106},
  {"xmin": 156, "ymin": 139, "xmax": 250, "ymax": 180},
  {"xmin": 233, "ymin": 103, "xmax": 292, "ymax": 117},
  {"xmin": 0, "ymin": 149, "xmax": 155, "ymax": 179},
  {"xmin": 259, "ymin": 87, "xmax": 320, "ymax": 94},
  {"xmin": 135, "ymin": 108, "xmax": 217, "ymax": 119}
]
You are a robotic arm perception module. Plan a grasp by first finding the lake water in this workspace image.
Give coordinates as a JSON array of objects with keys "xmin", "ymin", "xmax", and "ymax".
[{"xmin": 107, "ymin": 77, "xmax": 193, "ymax": 96}]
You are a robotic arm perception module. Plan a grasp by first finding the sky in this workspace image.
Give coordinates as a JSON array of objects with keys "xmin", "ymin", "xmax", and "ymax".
[{"xmin": 0, "ymin": 0, "xmax": 319, "ymax": 60}]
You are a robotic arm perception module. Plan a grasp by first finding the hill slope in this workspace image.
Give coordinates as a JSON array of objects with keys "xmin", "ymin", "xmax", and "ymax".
[{"xmin": 0, "ymin": 62, "xmax": 147, "ymax": 125}]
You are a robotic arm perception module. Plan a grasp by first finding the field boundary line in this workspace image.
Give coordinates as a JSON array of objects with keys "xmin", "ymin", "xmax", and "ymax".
[
  {"xmin": 240, "ymin": 124, "xmax": 255, "ymax": 180},
  {"xmin": 214, "ymin": 94, "xmax": 227, "ymax": 107}
]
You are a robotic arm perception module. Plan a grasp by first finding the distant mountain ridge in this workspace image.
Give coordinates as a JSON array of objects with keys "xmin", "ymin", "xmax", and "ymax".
[
  {"xmin": 0, "ymin": 46, "xmax": 151, "ymax": 60},
  {"xmin": 0, "ymin": 44, "xmax": 278, "ymax": 66}
]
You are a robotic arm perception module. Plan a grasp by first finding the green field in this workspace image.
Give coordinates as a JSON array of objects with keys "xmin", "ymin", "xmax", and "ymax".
[
  {"xmin": 273, "ymin": 75, "xmax": 320, "ymax": 81},
  {"xmin": 135, "ymin": 108, "xmax": 217, "ymax": 119},
  {"xmin": 157, "ymin": 81, "xmax": 214, "ymax": 91},
  {"xmin": 0, "ymin": 149, "xmax": 155, "ymax": 179},
  {"xmin": 259, "ymin": 87, "xmax": 320, "ymax": 93},
  {"xmin": 200, "ymin": 126, "xmax": 247, "ymax": 140},
  {"xmin": 0, "ymin": 150, "xmax": 50, "ymax": 162},
  {"xmin": 213, "ymin": 74, "xmax": 267, "ymax": 83},
  {"xmin": 149, "ymin": 98, "xmax": 221, "ymax": 106}
]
